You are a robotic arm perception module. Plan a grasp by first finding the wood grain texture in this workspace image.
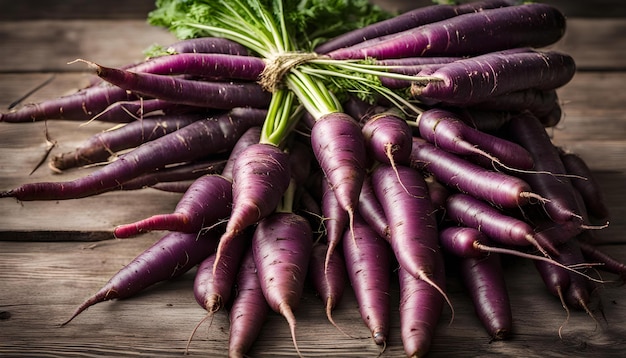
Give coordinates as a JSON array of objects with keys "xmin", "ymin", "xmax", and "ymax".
[{"xmin": 1, "ymin": 9, "xmax": 625, "ymax": 358}]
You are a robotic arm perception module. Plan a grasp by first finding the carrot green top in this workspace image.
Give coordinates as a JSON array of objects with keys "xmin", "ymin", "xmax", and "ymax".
[{"xmin": 148, "ymin": 0, "xmax": 424, "ymax": 146}]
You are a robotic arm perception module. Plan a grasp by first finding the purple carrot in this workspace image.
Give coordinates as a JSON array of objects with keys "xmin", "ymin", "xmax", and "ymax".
[
  {"xmin": 251, "ymin": 212, "xmax": 313, "ymax": 357},
  {"xmin": 287, "ymin": 139, "xmax": 314, "ymax": 186},
  {"xmin": 361, "ymin": 108, "xmax": 413, "ymax": 167},
  {"xmin": 148, "ymin": 180, "xmax": 196, "ymax": 193},
  {"xmin": 227, "ymin": 247, "xmax": 270, "ymax": 358},
  {"xmin": 554, "ymin": 241, "xmax": 597, "ymax": 317},
  {"xmin": 506, "ymin": 112, "xmax": 585, "ymax": 226},
  {"xmin": 357, "ymin": 174, "xmax": 390, "ymax": 241},
  {"xmin": 1, "ymin": 108, "xmax": 267, "ymax": 200},
  {"xmin": 328, "ymin": 3, "xmax": 566, "ymax": 60},
  {"xmin": 310, "ymin": 112, "xmax": 367, "ymax": 243},
  {"xmin": 398, "ymin": 249, "xmax": 446, "ymax": 357},
  {"xmin": 218, "ymin": 126, "xmax": 263, "ymax": 180},
  {"xmin": 471, "ymin": 89, "xmax": 560, "ymax": 119},
  {"xmin": 87, "ymin": 98, "xmax": 206, "ymax": 123},
  {"xmin": 445, "ymin": 193, "xmax": 556, "ymax": 256},
  {"xmin": 0, "ymin": 83, "xmax": 137, "ymax": 123},
  {"xmin": 459, "ymin": 253, "xmax": 513, "ymax": 340},
  {"xmin": 60, "ymin": 229, "xmax": 220, "ymax": 326},
  {"xmin": 410, "ymin": 137, "xmax": 542, "ymax": 208},
  {"xmin": 316, "ymin": 0, "xmax": 515, "ymax": 54},
  {"xmin": 425, "ymin": 175, "xmax": 449, "ymax": 214},
  {"xmin": 342, "ymin": 214, "xmax": 392, "ymax": 346},
  {"xmin": 559, "ymin": 149, "xmax": 610, "ymax": 224},
  {"xmin": 578, "ymin": 241, "xmax": 626, "ymax": 282},
  {"xmin": 411, "ymin": 50, "xmax": 575, "ymax": 105},
  {"xmin": 214, "ymin": 143, "xmax": 291, "ymax": 273},
  {"xmin": 51, "ymin": 113, "xmax": 204, "ymax": 171},
  {"xmin": 164, "ymin": 37, "xmax": 251, "ymax": 56},
  {"xmin": 189, "ymin": 233, "xmax": 248, "ymax": 350},
  {"xmin": 123, "ymin": 53, "xmax": 265, "ymax": 81},
  {"xmin": 417, "ymin": 108, "xmax": 534, "ymax": 170},
  {"xmin": 371, "ymin": 163, "xmax": 451, "ymax": 311},
  {"xmin": 308, "ymin": 242, "xmax": 348, "ymax": 334},
  {"xmin": 190, "ymin": 229, "xmax": 249, "ymax": 341},
  {"xmin": 449, "ymin": 108, "xmax": 514, "ymax": 133},
  {"xmin": 79, "ymin": 60, "xmax": 271, "ymax": 110},
  {"xmin": 113, "ymin": 174, "xmax": 233, "ymax": 237},
  {"xmin": 321, "ymin": 176, "xmax": 349, "ymax": 272},
  {"xmin": 440, "ymin": 225, "xmax": 599, "ymax": 279},
  {"xmin": 116, "ymin": 158, "xmax": 228, "ymax": 191}
]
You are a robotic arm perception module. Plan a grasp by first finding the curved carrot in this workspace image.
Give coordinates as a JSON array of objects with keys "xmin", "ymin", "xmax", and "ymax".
[
  {"xmin": 60, "ymin": 229, "xmax": 219, "ymax": 326},
  {"xmin": 252, "ymin": 212, "xmax": 313, "ymax": 357}
]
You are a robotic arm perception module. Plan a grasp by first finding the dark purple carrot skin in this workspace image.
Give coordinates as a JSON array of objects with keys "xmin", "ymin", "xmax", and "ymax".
[
  {"xmin": 321, "ymin": 176, "xmax": 349, "ymax": 270},
  {"xmin": 425, "ymin": 175, "xmax": 449, "ymax": 214},
  {"xmin": 357, "ymin": 174, "xmax": 390, "ymax": 241},
  {"xmin": 342, "ymin": 214, "xmax": 392, "ymax": 345},
  {"xmin": 91, "ymin": 62, "xmax": 271, "ymax": 110},
  {"xmin": 328, "ymin": 3, "xmax": 566, "ymax": 60},
  {"xmin": 577, "ymin": 241, "xmax": 626, "ymax": 282},
  {"xmin": 61, "ymin": 229, "xmax": 220, "ymax": 325},
  {"xmin": 165, "ymin": 37, "xmax": 251, "ymax": 56},
  {"xmin": 287, "ymin": 139, "xmax": 314, "ymax": 186},
  {"xmin": 124, "ymin": 53, "xmax": 265, "ymax": 81},
  {"xmin": 410, "ymin": 137, "xmax": 535, "ymax": 208},
  {"xmin": 398, "ymin": 250, "xmax": 446, "ymax": 358},
  {"xmin": 146, "ymin": 180, "xmax": 196, "ymax": 193},
  {"xmin": 361, "ymin": 109, "xmax": 413, "ymax": 166},
  {"xmin": 417, "ymin": 108, "xmax": 535, "ymax": 170},
  {"xmin": 51, "ymin": 113, "xmax": 204, "ymax": 171},
  {"xmin": 341, "ymin": 96, "xmax": 383, "ymax": 123},
  {"xmin": 532, "ymin": 218, "xmax": 584, "ymax": 252},
  {"xmin": 551, "ymin": 240, "xmax": 594, "ymax": 311},
  {"xmin": 194, "ymin": 229, "xmax": 249, "ymax": 313},
  {"xmin": 439, "ymin": 226, "xmax": 492, "ymax": 259},
  {"xmin": 316, "ymin": 0, "xmax": 515, "ymax": 54},
  {"xmin": 117, "ymin": 158, "xmax": 228, "ymax": 191},
  {"xmin": 411, "ymin": 50, "xmax": 576, "ymax": 105},
  {"xmin": 459, "ymin": 253, "xmax": 513, "ymax": 340},
  {"xmin": 294, "ymin": 187, "xmax": 323, "ymax": 232},
  {"xmin": 113, "ymin": 174, "xmax": 233, "ymax": 238},
  {"xmin": 371, "ymin": 163, "xmax": 441, "ymax": 282},
  {"xmin": 219, "ymin": 126, "xmax": 263, "ymax": 180},
  {"xmin": 1, "ymin": 108, "xmax": 267, "ymax": 200},
  {"xmin": 506, "ymin": 112, "xmax": 583, "ymax": 226},
  {"xmin": 470, "ymin": 89, "xmax": 560, "ymax": 119},
  {"xmin": 86, "ymin": 98, "xmax": 206, "ymax": 123},
  {"xmin": 0, "ymin": 84, "xmax": 137, "ymax": 123},
  {"xmin": 308, "ymin": 242, "xmax": 348, "ymax": 327},
  {"xmin": 534, "ymin": 254, "xmax": 571, "ymax": 298},
  {"xmin": 310, "ymin": 112, "xmax": 367, "ymax": 222},
  {"xmin": 449, "ymin": 108, "xmax": 514, "ymax": 133},
  {"xmin": 251, "ymin": 212, "xmax": 313, "ymax": 355},
  {"xmin": 558, "ymin": 149, "xmax": 610, "ymax": 223},
  {"xmin": 444, "ymin": 193, "xmax": 557, "ymax": 255},
  {"xmin": 228, "ymin": 247, "xmax": 270, "ymax": 358},
  {"xmin": 219, "ymin": 143, "xmax": 291, "ymax": 243}
]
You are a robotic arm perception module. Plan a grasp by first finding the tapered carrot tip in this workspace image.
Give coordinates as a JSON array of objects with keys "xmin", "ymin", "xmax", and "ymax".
[
  {"xmin": 59, "ymin": 294, "xmax": 101, "ymax": 327},
  {"xmin": 0, "ymin": 190, "xmax": 15, "ymax": 198}
]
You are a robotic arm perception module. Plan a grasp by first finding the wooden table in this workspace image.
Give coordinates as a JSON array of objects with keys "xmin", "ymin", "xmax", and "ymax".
[{"xmin": 1, "ymin": 2, "xmax": 626, "ymax": 357}]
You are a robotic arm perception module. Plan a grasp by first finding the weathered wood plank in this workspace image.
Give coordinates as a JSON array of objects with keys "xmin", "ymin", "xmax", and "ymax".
[
  {"xmin": 1, "ymin": 236, "xmax": 625, "ymax": 357},
  {"xmin": 0, "ymin": 20, "xmax": 177, "ymax": 72}
]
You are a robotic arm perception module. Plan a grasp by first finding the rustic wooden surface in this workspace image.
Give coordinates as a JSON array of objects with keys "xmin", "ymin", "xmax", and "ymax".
[{"xmin": 1, "ymin": 2, "xmax": 626, "ymax": 357}]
